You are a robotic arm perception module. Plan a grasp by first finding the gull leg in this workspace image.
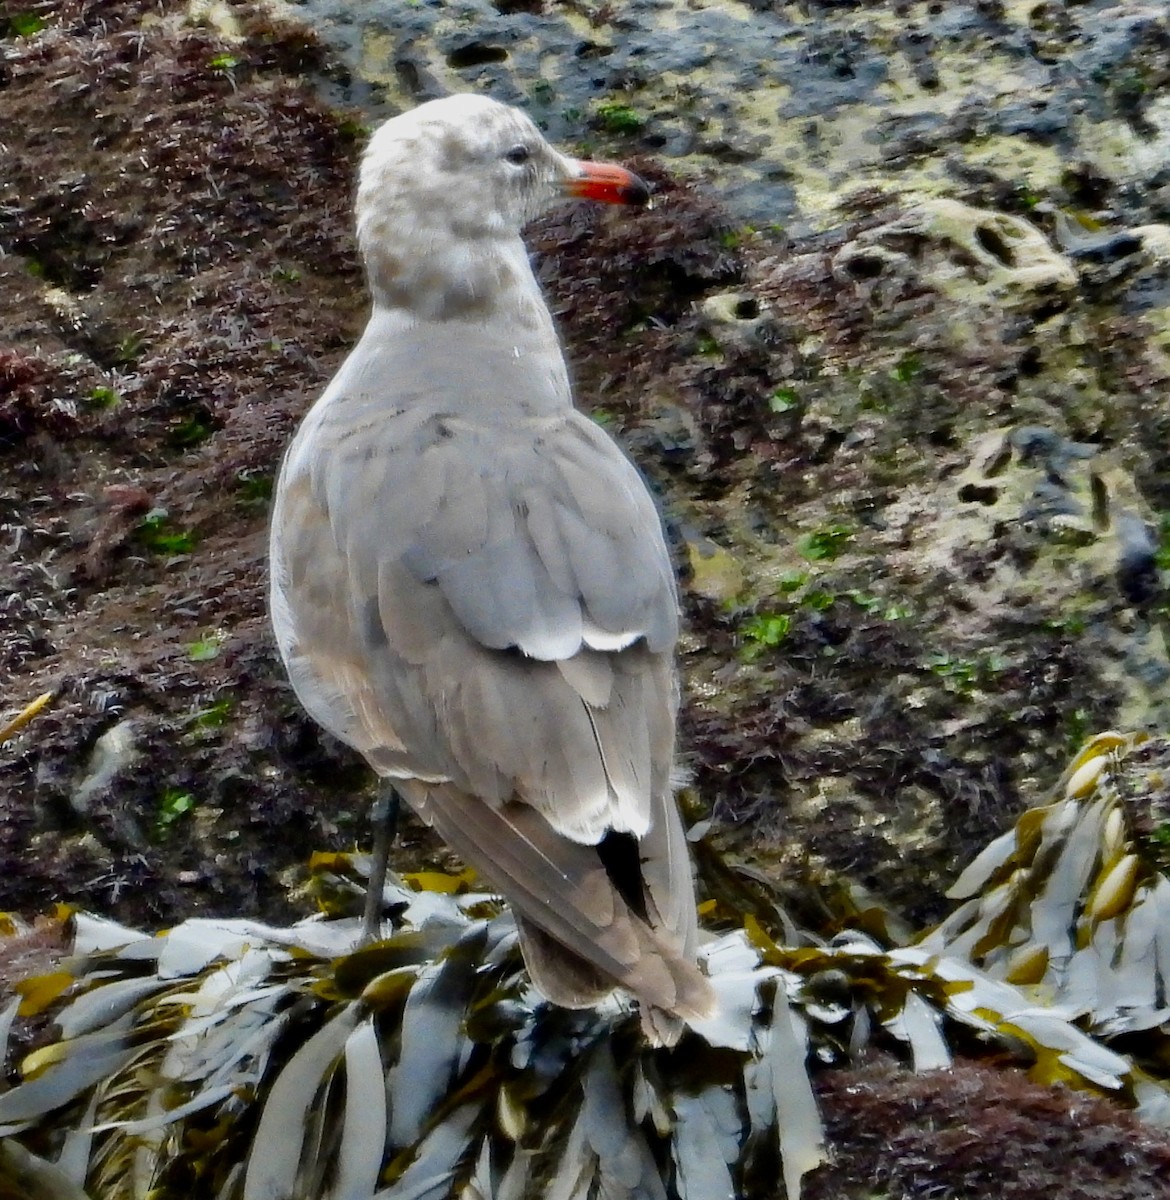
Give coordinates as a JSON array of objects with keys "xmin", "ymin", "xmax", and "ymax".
[{"xmin": 361, "ymin": 784, "xmax": 401, "ymax": 943}]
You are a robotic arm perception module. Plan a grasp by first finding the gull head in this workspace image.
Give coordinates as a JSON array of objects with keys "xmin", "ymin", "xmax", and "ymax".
[{"xmin": 355, "ymin": 93, "xmax": 649, "ymax": 320}]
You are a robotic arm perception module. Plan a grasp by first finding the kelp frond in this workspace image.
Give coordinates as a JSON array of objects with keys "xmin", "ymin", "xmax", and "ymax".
[{"xmin": 3, "ymin": 732, "xmax": 1170, "ymax": 1197}]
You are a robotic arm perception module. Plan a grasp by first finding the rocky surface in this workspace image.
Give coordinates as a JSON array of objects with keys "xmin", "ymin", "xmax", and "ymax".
[
  {"xmin": 809, "ymin": 1058, "xmax": 1170, "ymax": 1200},
  {"xmin": 1, "ymin": 0, "xmax": 1168, "ymax": 940},
  {"xmin": 276, "ymin": 0, "xmax": 1170, "ymax": 922},
  {"xmin": 0, "ymin": 0, "xmax": 377, "ymax": 925},
  {"xmin": 2, "ymin": 0, "xmax": 1170, "ymax": 1191},
  {"xmin": 292, "ymin": 0, "xmax": 1170, "ymax": 231}
]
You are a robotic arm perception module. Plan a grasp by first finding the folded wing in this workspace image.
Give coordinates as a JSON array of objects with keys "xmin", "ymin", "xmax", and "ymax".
[{"xmin": 270, "ymin": 391, "xmax": 710, "ymax": 1031}]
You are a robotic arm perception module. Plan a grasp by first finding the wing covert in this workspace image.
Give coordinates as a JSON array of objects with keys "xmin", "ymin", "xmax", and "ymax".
[{"xmin": 317, "ymin": 405, "xmax": 678, "ymax": 661}]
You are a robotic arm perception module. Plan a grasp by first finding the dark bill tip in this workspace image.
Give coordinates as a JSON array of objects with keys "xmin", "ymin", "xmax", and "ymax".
[{"xmin": 564, "ymin": 160, "xmax": 651, "ymax": 207}]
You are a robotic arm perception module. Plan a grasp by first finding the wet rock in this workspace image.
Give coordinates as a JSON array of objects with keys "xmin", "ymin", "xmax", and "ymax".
[
  {"xmin": 71, "ymin": 720, "xmax": 141, "ymax": 819},
  {"xmin": 698, "ymin": 290, "xmax": 773, "ymax": 351},
  {"xmin": 841, "ymin": 199, "xmax": 1078, "ymax": 304},
  {"xmin": 3, "ymin": 0, "xmax": 1170, "ymax": 1009},
  {"xmin": 296, "ymin": 0, "xmax": 1170, "ymax": 233},
  {"xmin": 683, "ymin": 533, "xmax": 745, "ymax": 605},
  {"xmin": 941, "ymin": 426, "xmax": 1170, "ymax": 724},
  {"xmin": 1115, "ymin": 513, "xmax": 1161, "ymax": 607}
]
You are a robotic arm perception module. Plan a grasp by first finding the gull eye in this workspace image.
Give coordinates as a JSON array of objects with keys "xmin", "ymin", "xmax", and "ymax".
[{"xmin": 504, "ymin": 144, "xmax": 532, "ymax": 166}]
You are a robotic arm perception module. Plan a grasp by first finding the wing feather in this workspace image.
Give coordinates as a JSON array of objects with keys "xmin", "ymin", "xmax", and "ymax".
[
  {"xmin": 429, "ymin": 531, "xmax": 583, "ymax": 659},
  {"xmin": 270, "ymin": 376, "xmax": 707, "ymax": 1022},
  {"xmin": 556, "ymin": 651, "xmax": 614, "ymax": 709},
  {"xmin": 523, "ymin": 487, "xmax": 578, "ymax": 595},
  {"xmin": 404, "ymin": 778, "xmax": 713, "ymax": 1023},
  {"xmin": 308, "ymin": 401, "xmax": 676, "ymax": 661}
]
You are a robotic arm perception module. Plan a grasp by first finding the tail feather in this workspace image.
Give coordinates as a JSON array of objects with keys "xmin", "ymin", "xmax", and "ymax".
[
  {"xmin": 515, "ymin": 914, "xmax": 712, "ymax": 1047},
  {"xmin": 405, "ymin": 779, "xmax": 716, "ymax": 1044}
]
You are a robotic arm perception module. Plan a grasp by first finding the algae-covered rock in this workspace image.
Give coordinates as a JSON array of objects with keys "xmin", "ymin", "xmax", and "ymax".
[
  {"xmin": 296, "ymin": 0, "xmax": 1170, "ymax": 233},
  {"xmin": 5, "ymin": 2, "xmax": 1170, "ymax": 1194},
  {"xmin": 836, "ymin": 198, "xmax": 1078, "ymax": 305},
  {"xmin": 3, "ymin": 0, "xmax": 1170, "ymax": 981}
]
